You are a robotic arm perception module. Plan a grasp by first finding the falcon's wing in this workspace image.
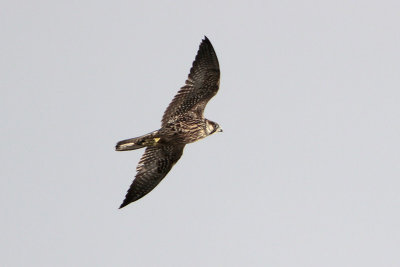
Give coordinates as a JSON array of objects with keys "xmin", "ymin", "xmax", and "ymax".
[
  {"xmin": 119, "ymin": 144, "xmax": 185, "ymax": 208},
  {"xmin": 161, "ymin": 36, "xmax": 220, "ymax": 126}
]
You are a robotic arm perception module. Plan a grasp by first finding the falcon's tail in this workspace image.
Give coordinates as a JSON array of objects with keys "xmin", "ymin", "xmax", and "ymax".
[{"xmin": 115, "ymin": 131, "xmax": 160, "ymax": 151}]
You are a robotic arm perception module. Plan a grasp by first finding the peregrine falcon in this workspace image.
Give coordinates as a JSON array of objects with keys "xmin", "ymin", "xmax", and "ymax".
[{"xmin": 116, "ymin": 36, "xmax": 222, "ymax": 208}]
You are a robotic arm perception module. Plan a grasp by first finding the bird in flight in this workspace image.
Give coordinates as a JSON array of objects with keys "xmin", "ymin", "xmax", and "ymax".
[{"xmin": 116, "ymin": 36, "xmax": 222, "ymax": 208}]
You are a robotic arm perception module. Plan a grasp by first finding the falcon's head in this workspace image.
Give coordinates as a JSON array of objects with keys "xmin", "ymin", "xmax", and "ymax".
[{"xmin": 205, "ymin": 120, "xmax": 223, "ymax": 135}]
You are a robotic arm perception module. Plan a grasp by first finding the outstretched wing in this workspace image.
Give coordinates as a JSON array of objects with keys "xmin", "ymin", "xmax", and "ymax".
[
  {"xmin": 161, "ymin": 36, "xmax": 220, "ymax": 126},
  {"xmin": 119, "ymin": 144, "xmax": 185, "ymax": 208}
]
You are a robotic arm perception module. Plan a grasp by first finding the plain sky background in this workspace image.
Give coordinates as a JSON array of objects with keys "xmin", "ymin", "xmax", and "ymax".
[{"xmin": 2, "ymin": 0, "xmax": 400, "ymax": 266}]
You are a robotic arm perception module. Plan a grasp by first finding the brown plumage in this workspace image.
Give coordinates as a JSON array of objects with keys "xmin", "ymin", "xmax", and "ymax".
[{"xmin": 116, "ymin": 36, "xmax": 222, "ymax": 208}]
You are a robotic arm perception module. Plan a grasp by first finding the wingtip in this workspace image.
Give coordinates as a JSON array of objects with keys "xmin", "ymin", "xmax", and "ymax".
[
  {"xmin": 200, "ymin": 36, "xmax": 215, "ymax": 52},
  {"xmin": 119, "ymin": 197, "xmax": 133, "ymax": 209},
  {"xmin": 119, "ymin": 202, "xmax": 128, "ymax": 209}
]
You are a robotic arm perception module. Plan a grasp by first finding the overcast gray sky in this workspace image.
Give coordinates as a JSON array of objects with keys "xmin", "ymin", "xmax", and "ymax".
[{"xmin": 2, "ymin": 0, "xmax": 400, "ymax": 266}]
